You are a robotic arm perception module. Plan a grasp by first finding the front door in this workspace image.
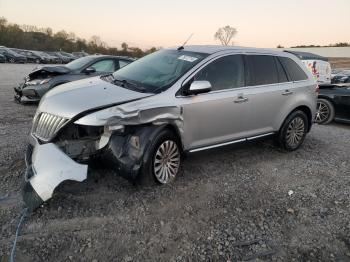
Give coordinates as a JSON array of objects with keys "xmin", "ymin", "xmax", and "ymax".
[{"xmin": 178, "ymin": 54, "xmax": 250, "ymax": 150}]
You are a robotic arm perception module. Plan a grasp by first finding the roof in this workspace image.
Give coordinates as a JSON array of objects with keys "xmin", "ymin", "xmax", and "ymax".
[
  {"xmin": 168, "ymin": 45, "xmax": 287, "ymax": 56},
  {"xmin": 84, "ymin": 54, "xmax": 135, "ymax": 60},
  {"xmin": 284, "ymin": 50, "xmax": 329, "ymax": 62}
]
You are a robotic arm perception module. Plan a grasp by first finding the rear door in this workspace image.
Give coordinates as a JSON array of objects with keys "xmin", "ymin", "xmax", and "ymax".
[{"xmin": 242, "ymin": 55, "xmax": 291, "ymax": 136}]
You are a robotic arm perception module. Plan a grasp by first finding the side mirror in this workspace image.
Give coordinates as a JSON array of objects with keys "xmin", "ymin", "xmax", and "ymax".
[
  {"xmin": 186, "ymin": 80, "xmax": 212, "ymax": 95},
  {"xmin": 84, "ymin": 67, "xmax": 96, "ymax": 74}
]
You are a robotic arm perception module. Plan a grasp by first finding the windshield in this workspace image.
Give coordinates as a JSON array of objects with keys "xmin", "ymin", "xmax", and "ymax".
[
  {"xmin": 65, "ymin": 56, "xmax": 95, "ymax": 70},
  {"xmin": 4, "ymin": 48, "xmax": 20, "ymax": 56},
  {"xmin": 113, "ymin": 49, "xmax": 208, "ymax": 93}
]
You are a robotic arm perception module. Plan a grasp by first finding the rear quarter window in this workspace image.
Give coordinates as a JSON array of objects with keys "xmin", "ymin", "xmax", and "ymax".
[{"xmin": 279, "ymin": 57, "xmax": 308, "ymax": 81}]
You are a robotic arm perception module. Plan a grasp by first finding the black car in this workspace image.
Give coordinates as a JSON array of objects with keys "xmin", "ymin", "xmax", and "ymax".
[
  {"xmin": 0, "ymin": 47, "xmax": 27, "ymax": 63},
  {"xmin": 58, "ymin": 51, "xmax": 76, "ymax": 61},
  {"xmin": 0, "ymin": 53, "xmax": 6, "ymax": 63},
  {"xmin": 72, "ymin": 51, "xmax": 89, "ymax": 58},
  {"xmin": 16, "ymin": 50, "xmax": 49, "ymax": 64},
  {"xmin": 14, "ymin": 55, "xmax": 134, "ymax": 103},
  {"xmin": 316, "ymin": 85, "xmax": 350, "ymax": 124},
  {"xmin": 37, "ymin": 51, "xmax": 61, "ymax": 64},
  {"xmin": 46, "ymin": 52, "xmax": 71, "ymax": 63},
  {"xmin": 332, "ymin": 70, "xmax": 350, "ymax": 84}
]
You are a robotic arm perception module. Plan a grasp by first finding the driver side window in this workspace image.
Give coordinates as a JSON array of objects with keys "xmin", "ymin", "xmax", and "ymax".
[
  {"xmin": 90, "ymin": 59, "xmax": 115, "ymax": 73},
  {"xmin": 194, "ymin": 55, "xmax": 245, "ymax": 91}
]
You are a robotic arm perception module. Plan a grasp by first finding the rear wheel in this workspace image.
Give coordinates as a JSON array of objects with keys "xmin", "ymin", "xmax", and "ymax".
[
  {"xmin": 9, "ymin": 58, "xmax": 15, "ymax": 63},
  {"xmin": 277, "ymin": 110, "xmax": 308, "ymax": 151},
  {"xmin": 138, "ymin": 129, "xmax": 181, "ymax": 185},
  {"xmin": 315, "ymin": 98, "xmax": 334, "ymax": 124}
]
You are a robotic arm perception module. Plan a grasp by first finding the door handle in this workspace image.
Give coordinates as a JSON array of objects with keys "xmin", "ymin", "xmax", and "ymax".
[
  {"xmin": 282, "ymin": 90, "xmax": 293, "ymax": 96},
  {"xmin": 234, "ymin": 96, "xmax": 248, "ymax": 103}
]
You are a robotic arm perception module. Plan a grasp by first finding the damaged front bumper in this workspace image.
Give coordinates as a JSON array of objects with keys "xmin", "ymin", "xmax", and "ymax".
[
  {"xmin": 23, "ymin": 141, "xmax": 88, "ymax": 211},
  {"xmin": 14, "ymin": 82, "xmax": 49, "ymax": 103}
]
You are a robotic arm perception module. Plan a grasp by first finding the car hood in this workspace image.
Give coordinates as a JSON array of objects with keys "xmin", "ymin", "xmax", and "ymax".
[
  {"xmin": 38, "ymin": 76, "xmax": 153, "ymax": 119},
  {"xmin": 29, "ymin": 65, "xmax": 71, "ymax": 78}
]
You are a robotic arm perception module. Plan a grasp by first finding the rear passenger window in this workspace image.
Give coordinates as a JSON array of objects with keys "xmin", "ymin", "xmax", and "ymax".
[
  {"xmin": 275, "ymin": 57, "xmax": 289, "ymax": 83},
  {"xmin": 245, "ymin": 55, "xmax": 278, "ymax": 86},
  {"xmin": 194, "ymin": 55, "xmax": 245, "ymax": 91},
  {"xmin": 279, "ymin": 57, "xmax": 308, "ymax": 81}
]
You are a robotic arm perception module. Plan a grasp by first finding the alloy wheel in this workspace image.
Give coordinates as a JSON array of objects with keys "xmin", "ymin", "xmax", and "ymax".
[
  {"xmin": 153, "ymin": 140, "xmax": 180, "ymax": 184},
  {"xmin": 286, "ymin": 117, "xmax": 305, "ymax": 148},
  {"xmin": 315, "ymin": 101, "xmax": 330, "ymax": 123}
]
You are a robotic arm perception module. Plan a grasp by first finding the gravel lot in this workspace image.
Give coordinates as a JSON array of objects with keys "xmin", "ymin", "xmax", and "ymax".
[{"xmin": 0, "ymin": 64, "xmax": 349, "ymax": 262}]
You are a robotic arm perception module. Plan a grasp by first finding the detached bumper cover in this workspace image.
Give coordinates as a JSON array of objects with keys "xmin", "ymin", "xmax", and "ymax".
[{"xmin": 23, "ymin": 142, "xmax": 88, "ymax": 210}]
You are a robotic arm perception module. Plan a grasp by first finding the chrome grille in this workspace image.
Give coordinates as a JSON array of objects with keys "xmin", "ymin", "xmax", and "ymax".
[{"xmin": 32, "ymin": 112, "xmax": 68, "ymax": 141}]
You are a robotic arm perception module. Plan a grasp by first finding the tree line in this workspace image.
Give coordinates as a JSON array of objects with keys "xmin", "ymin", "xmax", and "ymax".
[
  {"xmin": 277, "ymin": 43, "xmax": 350, "ymax": 48},
  {"xmin": 0, "ymin": 17, "xmax": 158, "ymax": 57}
]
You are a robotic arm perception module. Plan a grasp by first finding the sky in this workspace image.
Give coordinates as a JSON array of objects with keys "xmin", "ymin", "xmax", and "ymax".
[{"xmin": 1, "ymin": 0, "xmax": 349, "ymax": 50}]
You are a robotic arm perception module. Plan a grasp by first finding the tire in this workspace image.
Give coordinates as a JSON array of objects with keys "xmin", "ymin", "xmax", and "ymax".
[
  {"xmin": 277, "ymin": 110, "xmax": 308, "ymax": 151},
  {"xmin": 35, "ymin": 59, "xmax": 40, "ymax": 64},
  {"xmin": 137, "ymin": 129, "xmax": 181, "ymax": 185},
  {"xmin": 9, "ymin": 58, "xmax": 15, "ymax": 63},
  {"xmin": 315, "ymin": 98, "xmax": 334, "ymax": 125}
]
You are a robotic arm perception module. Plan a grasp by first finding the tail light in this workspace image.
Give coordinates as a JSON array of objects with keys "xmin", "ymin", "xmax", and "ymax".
[{"xmin": 315, "ymin": 84, "xmax": 320, "ymax": 94}]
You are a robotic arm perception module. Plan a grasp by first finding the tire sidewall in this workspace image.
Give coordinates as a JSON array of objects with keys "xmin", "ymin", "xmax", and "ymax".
[
  {"xmin": 316, "ymin": 98, "xmax": 335, "ymax": 125},
  {"xmin": 138, "ymin": 128, "xmax": 181, "ymax": 185},
  {"xmin": 279, "ymin": 110, "xmax": 308, "ymax": 151}
]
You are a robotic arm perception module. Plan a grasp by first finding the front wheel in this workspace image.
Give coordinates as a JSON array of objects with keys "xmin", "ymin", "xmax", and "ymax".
[
  {"xmin": 277, "ymin": 110, "xmax": 308, "ymax": 151},
  {"xmin": 9, "ymin": 58, "xmax": 15, "ymax": 63},
  {"xmin": 138, "ymin": 129, "xmax": 181, "ymax": 185}
]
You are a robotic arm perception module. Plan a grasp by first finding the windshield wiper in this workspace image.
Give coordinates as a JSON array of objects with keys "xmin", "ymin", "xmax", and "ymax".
[{"xmin": 113, "ymin": 78, "xmax": 146, "ymax": 92}]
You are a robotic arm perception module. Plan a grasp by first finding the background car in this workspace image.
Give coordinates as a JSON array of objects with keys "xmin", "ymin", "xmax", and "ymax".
[
  {"xmin": 72, "ymin": 51, "xmax": 89, "ymax": 58},
  {"xmin": 37, "ymin": 51, "xmax": 61, "ymax": 64},
  {"xmin": 20, "ymin": 50, "xmax": 50, "ymax": 63},
  {"xmin": 316, "ymin": 86, "xmax": 350, "ymax": 124},
  {"xmin": 0, "ymin": 53, "xmax": 6, "ymax": 63},
  {"xmin": 46, "ymin": 52, "xmax": 72, "ymax": 63},
  {"xmin": 14, "ymin": 55, "xmax": 134, "ymax": 103},
  {"xmin": 331, "ymin": 68, "xmax": 345, "ymax": 79},
  {"xmin": 0, "ymin": 47, "xmax": 27, "ymax": 63},
  {"xmin": 58, "ymin": 51, "xmax": 76, "ymax": 62},
  {"xmin": 332, "ymin": 70, "xmax": 350, "ymax": 84}
]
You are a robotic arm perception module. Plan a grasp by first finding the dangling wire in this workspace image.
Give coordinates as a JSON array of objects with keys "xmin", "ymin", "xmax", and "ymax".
[{"xmin": 10, "ymin": 207, "xmax": 29, "ymax": 262}]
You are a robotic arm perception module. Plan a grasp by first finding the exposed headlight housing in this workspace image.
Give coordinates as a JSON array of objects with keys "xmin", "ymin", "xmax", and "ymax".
[
  {"xmin": 106, "ymin": 125, "xmax": 125, "ymax": 132},
  {"xmin": 26, "ymin": 78, "xmax": 51, "ymax": 86},
  {"xmin": 39, "ymin": 78, "xmax": 51, "ymax": 85}
]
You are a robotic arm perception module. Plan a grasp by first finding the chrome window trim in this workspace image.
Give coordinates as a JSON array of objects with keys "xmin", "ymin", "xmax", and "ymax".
[{"xmin": 175, "ymin": 52, "xmax": 309, "ymax": 98}]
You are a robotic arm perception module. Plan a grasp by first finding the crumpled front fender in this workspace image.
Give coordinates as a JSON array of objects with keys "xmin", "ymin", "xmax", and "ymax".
[{"xmin": 23, "ymin": 142, "xmax": 88, "ymax": 211}]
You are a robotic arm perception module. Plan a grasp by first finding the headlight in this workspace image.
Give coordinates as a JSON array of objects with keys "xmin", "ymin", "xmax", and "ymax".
[
  {"xmin": 26, "ymin": 78, "xmax": 51, "ymax": 85},
  {"xmin": 39, "ymin": 78, "xmax": 51, "ymax": 85},
  {"xmin": 106, "ymin": 125, "xmax": 125, "ymax": 132}
]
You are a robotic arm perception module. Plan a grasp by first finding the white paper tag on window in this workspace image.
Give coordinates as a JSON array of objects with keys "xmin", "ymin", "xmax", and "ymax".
[{"xmin": 178, "ymin": 55, "xmax": 198, "ymax": 62}]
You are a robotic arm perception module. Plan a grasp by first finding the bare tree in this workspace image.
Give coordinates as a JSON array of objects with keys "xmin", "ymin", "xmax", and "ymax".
[{"xmin": 214, "ymin": 25, "xmax": 237, "ymax": 46}]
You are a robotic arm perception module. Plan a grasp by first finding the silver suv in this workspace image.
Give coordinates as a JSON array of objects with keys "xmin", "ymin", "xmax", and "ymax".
[{"xmin": 23, "ymin": 46, "xmax": 318, "ymax": 210}]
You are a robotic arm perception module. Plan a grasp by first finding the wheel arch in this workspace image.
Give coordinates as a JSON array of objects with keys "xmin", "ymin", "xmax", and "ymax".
[
  {"xmin": 158, "ymin": 123, "xmax": 184, "ymax": 152},
  {"xmin": 281, "ymin": 105, "xmax": 313, "ymax": 132}
]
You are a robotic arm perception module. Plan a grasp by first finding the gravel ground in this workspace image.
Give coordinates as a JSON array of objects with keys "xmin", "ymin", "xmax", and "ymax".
[{"xmin": 0, "ymin": 64, "xmax": 349, "ymax": 262}]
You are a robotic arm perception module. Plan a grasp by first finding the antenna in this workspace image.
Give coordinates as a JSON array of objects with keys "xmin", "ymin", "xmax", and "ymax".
[{"xmin": 177, "ymin": 33, "xmax": 194, "ymax": 50}]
